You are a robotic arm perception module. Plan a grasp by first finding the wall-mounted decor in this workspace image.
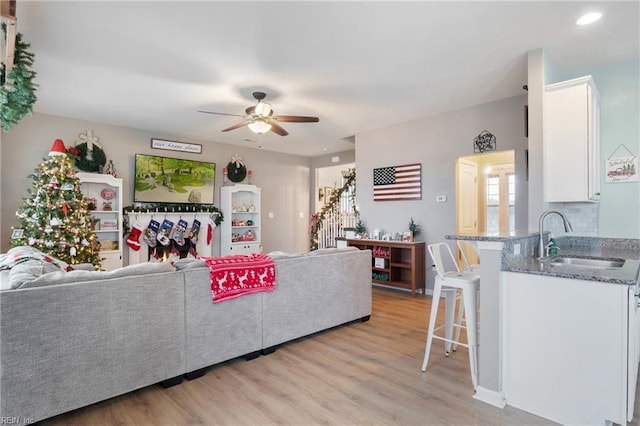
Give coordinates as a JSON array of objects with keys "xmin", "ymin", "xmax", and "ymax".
[
  {"xmin": 226, "ymin": 153, "xmax": 247, "ymax": 183},
  {"xmin": 605, "ymin": 144, "xmax": 638, "ymax": 183},
  {"xmin": 473, "ymin": 130, "xmax": 497, "ymax": 153},
  {"xmin": 324, "ymin": 187, "xmax": 335, "ymax": 205},
  {"xmin": 373, "ymin": 163, "xmax": 421, "ymax": 201},
  {"xmin": 134, "ymin": 153, "xmax": 216, "ymax": 204},
  {"xmin": 151, "ymin": 138, "xmax": 202, "ymax": 154}
]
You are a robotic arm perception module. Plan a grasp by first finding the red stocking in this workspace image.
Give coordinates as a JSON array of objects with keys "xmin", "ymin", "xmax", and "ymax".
[{"xmin": 126, "ymin": 221, "xmax": 143, "ymax": 251}]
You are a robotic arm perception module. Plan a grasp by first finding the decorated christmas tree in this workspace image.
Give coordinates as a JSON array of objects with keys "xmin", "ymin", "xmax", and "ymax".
[{"xmin": 12, "ymin": 139, "xmax": 102, "ymax": 268}]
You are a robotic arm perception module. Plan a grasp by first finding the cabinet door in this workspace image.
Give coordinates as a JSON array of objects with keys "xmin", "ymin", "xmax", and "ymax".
[
  {"xmin": 546, "ymin": 84, "xmax": 589, "ymax": 202},
  {"xmin": 628, "ymin": 288, "xmax": 639, "ymax": 421},
  {"xmin": 545, "ymin": 76, "xmax": 599, "ymax": 202}
]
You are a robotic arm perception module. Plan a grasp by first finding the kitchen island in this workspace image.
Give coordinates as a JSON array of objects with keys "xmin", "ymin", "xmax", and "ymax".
[{"xmin": 446, "ymin": 233, "xmax": 640, "ymax": 425}]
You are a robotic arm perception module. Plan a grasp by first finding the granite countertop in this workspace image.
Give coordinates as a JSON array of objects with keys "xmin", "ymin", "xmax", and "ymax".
[
  {"xmin": 446, "ymin": 233, "xmax": 640, "ymax": 285},
  {"xmin": 503, "ymin": 237, "xmax": 640, "ymax": 286},
  {"xmin": 445, "ymin": 230, "xmax": 538, "ymax": 242}
]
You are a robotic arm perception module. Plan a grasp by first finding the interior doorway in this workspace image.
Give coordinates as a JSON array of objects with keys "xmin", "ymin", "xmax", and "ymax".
[{"xmin": 456, "ymin": 150, "xmax": 515, "ymax": 236}]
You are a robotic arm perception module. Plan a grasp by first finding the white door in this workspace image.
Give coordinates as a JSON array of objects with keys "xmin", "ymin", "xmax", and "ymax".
[{"xmin": 456, "ymin": 158, "xmax": 478, "ymax": 236}]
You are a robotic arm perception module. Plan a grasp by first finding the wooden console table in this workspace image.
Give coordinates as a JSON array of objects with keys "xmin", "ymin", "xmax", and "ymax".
[{"xmin": 347, "ymin": 239, "xmax": 426, "ymax": 296}]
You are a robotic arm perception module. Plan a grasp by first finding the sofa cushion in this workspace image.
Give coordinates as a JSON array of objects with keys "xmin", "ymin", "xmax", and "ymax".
[
  {"xmin": 0, "ymin": 245, "xmax": 69, "ymax": 272},
  {"xmin": 0, "ymin": 270, "xmax": 11, "ymax": 291},
  {"xmin": 7, "ymin": 259, "xmax": 63, "ymax": 289},
  {"xmin": 266, "ymin": 251, "xmax": 307, "ymax": 260},
  {"xmin": 307, "ymin": 247, "xmax": 358, "ymax": 256},
  {"xmin": 19, "ymin": 261, "xmax": 176, "ymax": 289},
  {"xmin": 173, "ymin": 258, "xmax": 207, "ymax": 270}
]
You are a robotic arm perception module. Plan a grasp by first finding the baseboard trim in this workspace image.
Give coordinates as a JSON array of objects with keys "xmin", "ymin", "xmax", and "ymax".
[{"xmin": 473, "ymin": 386, "xmax": 506, "ymax": 408}]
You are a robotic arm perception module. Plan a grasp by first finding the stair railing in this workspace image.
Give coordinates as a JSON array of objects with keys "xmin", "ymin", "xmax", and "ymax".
[{"xmin": 310, "ymin": 169, "xmax": 357, "ymax": 251}]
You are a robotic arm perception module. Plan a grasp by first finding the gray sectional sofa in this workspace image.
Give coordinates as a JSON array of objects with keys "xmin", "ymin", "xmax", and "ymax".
[{"xmin": 0, "ymin": 247, "xmax": 372, "ymax": 423}]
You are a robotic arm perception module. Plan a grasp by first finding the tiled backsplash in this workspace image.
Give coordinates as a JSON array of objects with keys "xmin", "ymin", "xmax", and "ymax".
[{"xmin": 548, "ymin": 202, "xmax": 599, "ymax": 236}]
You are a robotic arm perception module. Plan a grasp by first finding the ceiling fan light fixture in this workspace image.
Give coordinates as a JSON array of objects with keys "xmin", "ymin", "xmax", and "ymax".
[
  {"xmin": 248, "ymin": 119, "xmax": 272, "ymax": 134},
  {"xmin": 255, "ymin": 102, "xmax": 272, "ymax": 117}
]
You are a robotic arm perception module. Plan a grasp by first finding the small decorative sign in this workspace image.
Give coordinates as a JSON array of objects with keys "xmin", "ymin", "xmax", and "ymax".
[
  {"xmin": 151, "ymin": 138, "xmax": 202, "ymax": 154},
  {"xmin": 605, "ymin": 144, "xmax": 638, "ymax": 184},
  {"xmin": 473, "ymin": 130, "xmax": 497, "ymax": 153}
]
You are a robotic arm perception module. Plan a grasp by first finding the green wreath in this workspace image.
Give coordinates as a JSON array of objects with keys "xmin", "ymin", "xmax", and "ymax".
[
  {"xmin": 1, "ymin": 24, "xmax": 37, "ymax": 131},
  {"xmin": 227, "ymin": 161, "xmax": 247, "ymax": 183},
  {"xmin": 75, "ymin": 142, "xmax": 107, "ymax": 172}
]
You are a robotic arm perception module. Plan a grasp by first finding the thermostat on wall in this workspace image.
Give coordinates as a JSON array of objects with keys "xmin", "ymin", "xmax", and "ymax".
[{"xmin": 436, "ymin": 195, "xmax": 447, "ymax": 203}]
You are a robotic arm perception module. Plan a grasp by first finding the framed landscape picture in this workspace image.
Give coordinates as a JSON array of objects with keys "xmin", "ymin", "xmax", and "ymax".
[{"xmin": 134, "ymin": 154, "xmax": 216, "ymax": 204}]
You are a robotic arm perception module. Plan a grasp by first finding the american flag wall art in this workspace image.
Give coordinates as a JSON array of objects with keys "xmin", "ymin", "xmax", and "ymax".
[{"xmin": 373, "ymin": 163, "xmax": 422, "ymax": 201}]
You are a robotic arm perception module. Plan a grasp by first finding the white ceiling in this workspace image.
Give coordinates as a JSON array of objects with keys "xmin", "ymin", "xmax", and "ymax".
[{"xmin": 13, "ymin": 1, "xmax": 639, "ymax": 157}]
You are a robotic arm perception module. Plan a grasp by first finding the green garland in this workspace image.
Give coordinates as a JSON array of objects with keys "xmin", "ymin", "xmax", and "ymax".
[
  {"xmin": 123, "ymin": 204, "xmax": 224, "ymax": 228},
  {"xmin": 1, "ymin": 24, "xmax": 37, "ymax": 131},
  {"xmin": 74, "ymin": 142, "xmax": 107, "ymax": 172}
]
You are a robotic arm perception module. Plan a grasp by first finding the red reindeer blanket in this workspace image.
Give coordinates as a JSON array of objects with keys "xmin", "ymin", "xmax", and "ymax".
[{"xmin": 203, "ymin": 253, "xmax": 276, "ymax": 303}]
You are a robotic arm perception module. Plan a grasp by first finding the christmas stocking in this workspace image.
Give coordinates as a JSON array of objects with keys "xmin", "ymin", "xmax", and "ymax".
[
  {"xmin": 206, "ymin": 217, "xmax": 217, "ymax": 245},
  {"xmin": 157, "ymin": 219, "xmax": 174, "ymax": 246},
  {"xmin": 143, "ymin": 220, "xmax": 160, "ymax": 248},
  {"xmin": 188, "ymin": 219, "xmax": 201, "ymax": 242},
  {"xmin": 173, "ymin": 219, "xmax": 188, "ymax": 245},
  {"xmin": 126, "ymin": 220, "xmax": 144, "ymax": 251},
  {"xmin": 186, "ymin": 220, "xmax": 201, "ymax": 257}
]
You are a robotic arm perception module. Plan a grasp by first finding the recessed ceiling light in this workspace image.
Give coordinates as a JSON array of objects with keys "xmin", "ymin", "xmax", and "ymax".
[{"xmin": 576, "ymin": 12, "xmax": 602, "ymax": 26}]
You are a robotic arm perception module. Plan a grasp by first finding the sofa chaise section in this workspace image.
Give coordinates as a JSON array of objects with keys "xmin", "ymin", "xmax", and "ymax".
[{"xmin": 0, "ymin": 270, "xmax": 185, "ymax": 423}]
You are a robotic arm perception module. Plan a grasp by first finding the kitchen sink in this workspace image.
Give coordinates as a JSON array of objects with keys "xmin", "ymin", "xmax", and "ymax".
[{"xmin": 548, "ymin": 256, "xmax": 625, "ymax": 269}]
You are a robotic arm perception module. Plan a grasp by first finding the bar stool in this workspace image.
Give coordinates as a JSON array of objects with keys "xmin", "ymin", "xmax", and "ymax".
[
  {"xmin": 457, "ymin": 239, "xmax": 480, "ymax": 273},
  {"xmin": 421, "ymin": 242, "xmax": 480, "ymax": 390},
  {"xmin": 453, "ymin": 240, "xmax": 481, "ymax": 348}
]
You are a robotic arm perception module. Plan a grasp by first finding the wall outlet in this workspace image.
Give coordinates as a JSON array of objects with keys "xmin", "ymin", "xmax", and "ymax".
[
  {"xmin": 513, "ymin": 243, "xmax": 521, "ymax": 255},
  {"xmin": 268, "ymin": 212, "xmax": 274, "ymax": 219}
]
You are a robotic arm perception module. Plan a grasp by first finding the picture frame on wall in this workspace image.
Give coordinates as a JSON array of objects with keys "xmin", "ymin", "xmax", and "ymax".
[
  {"xmin": 151, "ymin": 138, "xmax": 202, "ymax": 154},
  {"xmin": 324, "ymin": 187, "xmax": 334, "ymax": 205}
]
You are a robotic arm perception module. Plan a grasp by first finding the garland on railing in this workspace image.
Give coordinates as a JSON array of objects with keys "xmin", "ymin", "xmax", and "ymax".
[{"xmin": 309, "ymin": 168, "xmax": 357, "ymax": 251}]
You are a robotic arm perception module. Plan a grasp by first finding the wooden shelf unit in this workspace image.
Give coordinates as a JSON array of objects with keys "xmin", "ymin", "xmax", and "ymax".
[{"xmin": 347, "ymin": 239, "xmax": 426, "ymax": 296}]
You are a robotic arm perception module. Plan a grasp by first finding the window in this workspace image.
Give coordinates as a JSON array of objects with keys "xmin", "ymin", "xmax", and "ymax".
[{"xmin": 485, "ymin": 165, "xmax": 515, "ymax": 233}]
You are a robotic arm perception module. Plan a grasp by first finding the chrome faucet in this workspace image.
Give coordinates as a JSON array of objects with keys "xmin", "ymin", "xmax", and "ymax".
[{"xmin": 538, "ymin": 209, "xmax": 573, "ymax": 258}]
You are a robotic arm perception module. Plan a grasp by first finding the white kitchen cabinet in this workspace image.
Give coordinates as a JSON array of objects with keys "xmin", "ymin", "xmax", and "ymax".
[
  {"xmin": 545, "ymin": 75, "xmax": 600, "ymax": 202},
  {"xmin": 76, "ymin": 172, "xmax": 123, "ymax": 270},
  {"xmin": 502, "ymin": 271, "xmax": 637, "ymax": 425},
  {"xmin": 220, "ymin": 184, "xmax": 261, "ymax": 255}
]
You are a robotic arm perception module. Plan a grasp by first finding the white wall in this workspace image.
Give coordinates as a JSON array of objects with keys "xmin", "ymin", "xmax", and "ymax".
[{"xmin": 1, "ymin": 112, "xmax": 313, "ymax": 255}]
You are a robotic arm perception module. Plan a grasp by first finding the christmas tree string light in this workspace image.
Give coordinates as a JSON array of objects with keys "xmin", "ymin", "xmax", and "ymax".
[{"xmin": 11, "ymin": 139, "xmax": 102, "ymax": 268}]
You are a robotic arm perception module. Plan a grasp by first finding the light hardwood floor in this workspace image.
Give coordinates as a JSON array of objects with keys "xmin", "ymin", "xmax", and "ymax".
[{"xmin": 42, "ymin": 287, "xmax": 629, "ymax": 425}]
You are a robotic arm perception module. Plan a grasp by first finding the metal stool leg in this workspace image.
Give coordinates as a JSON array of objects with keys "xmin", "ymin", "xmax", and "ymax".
[
  {"xmin": 421, "ymin": 278, "xmax": 442, "ymax": 372},
  {"xmin": 452, "ymin": 290, "xmax": 464, "ymax": 351},
  {"xmin": 444, "ymin": 288, "xmax": 457, "ymax": 356}
]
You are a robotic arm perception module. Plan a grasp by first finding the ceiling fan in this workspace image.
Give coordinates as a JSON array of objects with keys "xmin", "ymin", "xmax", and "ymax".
[{"xmin": 198, "ymin": 91, "xmax": 319, "ymax": 136}]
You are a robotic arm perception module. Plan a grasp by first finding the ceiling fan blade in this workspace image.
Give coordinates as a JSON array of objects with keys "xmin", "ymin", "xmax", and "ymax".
[
  {"xmin": 198, "ymin": 110, "xmax": 246, "ymax": 118},
  {"xmin": 272, "ymin": 115, "xmax": 319, "ymax": 123},
  {"xmin": 222, "ymin": 120, "xmax": 251, "ymax": 132},
  {"xmin": 269, "ymin": 121, "xmax": 289, "ymax": 136}
]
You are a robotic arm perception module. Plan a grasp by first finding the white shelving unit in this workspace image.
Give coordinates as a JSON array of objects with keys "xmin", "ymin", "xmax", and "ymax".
[
  {"xmin": 220, "ymin": 184, "xmax": 261, "ymax": 255},
  {"xmin": 76, "ymin": 172, "xmax": 123, "ymax": 270}
]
